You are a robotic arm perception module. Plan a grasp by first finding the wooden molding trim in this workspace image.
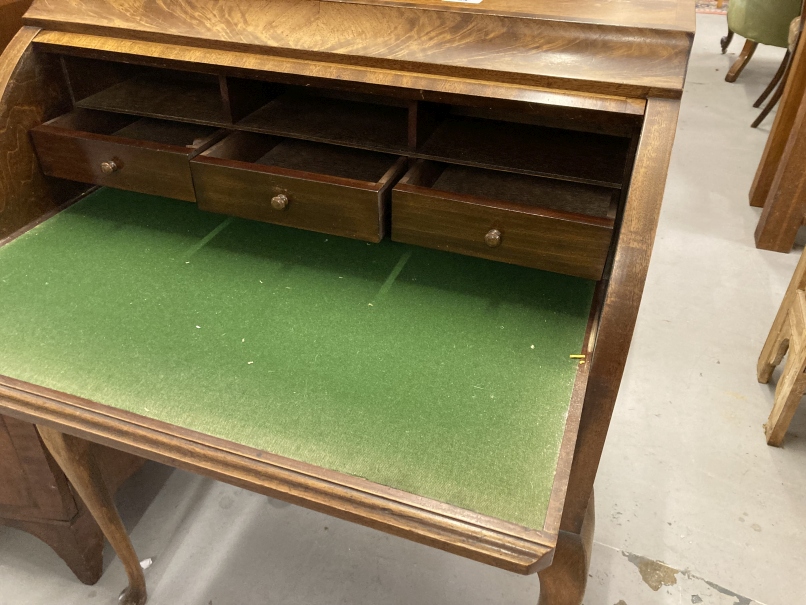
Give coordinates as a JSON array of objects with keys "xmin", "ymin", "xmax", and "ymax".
[
  {"xmin": 23, "ymin": 0, "xmax": 691, "ymax": 98},
  {"xmin": 0, "ymin": 374, "xmax": 563, "ymax": 574},
  {"xmin": 0, "ymin": 26, "xmax": 87, "ymax": 237},
  {"xmin": 560, "ymin": 97, "xmax": 682, "ymax": 534},
  {"xmin": 33, "ymin": 31, "xmax": 647, "ymax": 116}
]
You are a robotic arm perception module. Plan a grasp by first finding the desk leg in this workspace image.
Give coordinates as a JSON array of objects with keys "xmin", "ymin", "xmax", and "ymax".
[
  {"xmin": 537, "ymin": 492, "xmax": 594, "ymax": 605},
  {"xmin": 37, "ymin": 426, "xmax": 147, "ymax": 605}
]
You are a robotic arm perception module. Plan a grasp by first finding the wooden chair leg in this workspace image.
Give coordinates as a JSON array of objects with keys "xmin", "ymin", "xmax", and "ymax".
[
  {"xmin": 726, "ymin": 40, "xmax": 758, "ymax": 82},
  {"xmin": 37, "ymin": 427, "xmax": 147, "ymax": 605},
  {"xmin": 752, "ymin": 70, "xmax": 790, "ymax": 128},
  {"xmin": 721, "ymin": 28, "xmax": 734, "ymax": 54},
  {"xmin": 765, "ymin": 294, "xmax": 806, "ymax": 446},
  {"xmin": 755, "ymin": 50, "xmax": 791, "ymax": 108},
  {"xmin": 758, "ymin": 320, "xmax": 791, "ymax": 384},
  {"xmin": 766, "ymin": 347, "xmax": 806, "ymax": 446},
  {"xmin": 537, "ymin": 492, "xmax": 594, "ymax": 605},
  {"xmin": 759, "ymin": 251, "xmax": 806, "ymax": 379}
]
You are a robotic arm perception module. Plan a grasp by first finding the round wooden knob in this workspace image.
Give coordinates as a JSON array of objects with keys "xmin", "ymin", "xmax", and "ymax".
[
  {"xmin": 100, "ymin": 160, "xmax": 119, "ymax": 174},
  {"xmin": 485, "ymin": 229, "xmax": 502, "ymax": 247},
  {"xmin": 271, "ymin": 194, "xmax": 289, "ymax": 210}
]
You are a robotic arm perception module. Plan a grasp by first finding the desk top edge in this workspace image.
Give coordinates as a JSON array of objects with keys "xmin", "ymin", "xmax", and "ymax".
[
  {"xmin": 324, "ymin": 0, "xmax": 696, "ymax": 32},
  {"xmin": 23, "ymin": 0, "xmax": 695, "ymax": 98}
]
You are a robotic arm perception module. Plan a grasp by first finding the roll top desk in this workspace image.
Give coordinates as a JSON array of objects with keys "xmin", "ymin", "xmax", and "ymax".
[{"xmin": 0, "ymin": 1, "xmax": 693, "ymax": 603}]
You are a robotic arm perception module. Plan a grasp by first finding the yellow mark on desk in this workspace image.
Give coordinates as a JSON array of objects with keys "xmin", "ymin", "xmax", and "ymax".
[{"xmin": 570, "ymin": 354, "xmax": 585, "ymax": 359}]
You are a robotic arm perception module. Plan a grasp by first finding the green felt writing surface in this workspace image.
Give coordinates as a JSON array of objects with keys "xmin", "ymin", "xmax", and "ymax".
[{"xmin": 0, "ymin": 189, "xmax": 595, "ymax": 529}]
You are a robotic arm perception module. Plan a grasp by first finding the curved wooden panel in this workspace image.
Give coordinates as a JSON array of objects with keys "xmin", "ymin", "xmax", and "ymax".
[
  {"xmin": 23, "ymin": 0, "xmax": 693, "ymax": 98},
  {"xmin": 0, "ymin": 26, "xmax": 85, "ymax": 237}
]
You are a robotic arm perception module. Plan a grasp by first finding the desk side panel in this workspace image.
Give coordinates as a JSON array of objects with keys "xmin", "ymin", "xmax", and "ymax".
[
  {"xmin": 0, "ymin": 26, "xmax": 85, "ymax": 238},
  {"xmin": 561, "ymin": 98, "xmax": 682, "ymax": 534}
]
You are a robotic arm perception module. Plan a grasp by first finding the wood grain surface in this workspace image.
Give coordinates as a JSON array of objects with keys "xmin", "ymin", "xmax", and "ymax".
[
  {"xmin": 192, "ymin": 132, "xmax": 405, "ymax": 242},
  {"xmin": 560, "ymin": 98, "xmax": 681, "ymax": 534},
  {"xmin": 23, "ymin": 0, "xmax": 692, "ymax": 98},
  {"xmin": 32, "ymin": 31, "xmax": 649, "ymax": 115},
  {"xmin": 38, "ymin": 426, "xmax": 148, "ymax": 605},
  {"xmin": 0, "ymin": 26, "xmax": 85, "ymax": 237},
  {"xmin": 31, "ymin": 110, "xmax": 221, "ymax": 202},
  {"xmin": 327, "ymin": 0, "xmax": 695, "ymax": 30},
  {"xmin": 392, "ymin": 175, "xmax": 614, "ymax": 279},
  {"xmin": 750, "ymin": 16, "xmax": 806, "ymax": 211}
]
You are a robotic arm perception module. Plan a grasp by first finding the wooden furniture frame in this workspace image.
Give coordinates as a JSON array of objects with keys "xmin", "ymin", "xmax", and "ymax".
[
  {"xmin": 0, "ymin": 414, "xmax": 144, "ymax": 584},
  {"xmin": 0, "ymin": 1, "xmax": 691, "ymax": 603},
  {"xmin": 752, "ymin": 6, "xmax": 806, "ymax": 251},
  {"xmin": 0, "ymin": 0, "xmax": 149, "ymax": 584},
  {"xmin": 758, "ymin": 246, "xmax": 806, "ymax": 445}
]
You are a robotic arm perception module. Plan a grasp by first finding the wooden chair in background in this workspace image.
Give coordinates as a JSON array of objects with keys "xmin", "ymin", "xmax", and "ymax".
[
  {"xmin": 758, "ymin": 248, "xmax": 806, "ymax": 445},
  {"xmin": 721, "ymin": 0, "xmax": 801, "ymax": 84}
]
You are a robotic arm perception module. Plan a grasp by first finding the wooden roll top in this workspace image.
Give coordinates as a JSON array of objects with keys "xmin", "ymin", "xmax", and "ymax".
[{"xmin": 23, "ymin": 0, "xmax": 694, "ymax": 99}]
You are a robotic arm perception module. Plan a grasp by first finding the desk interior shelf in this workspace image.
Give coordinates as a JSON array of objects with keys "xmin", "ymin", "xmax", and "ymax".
[
  {"xmin": 75, "ymin": 70, "xmax": 228, "ymax": 126},
  {"xmin": 65, "ymin": 57, "xmax": 275, "ymax": 126},
  {"xmin": 238, "ymin": 89, "xmax": 410, "ymax": 155},
  {"xmin": 415, "ymin": 115, "xmax": 630, "ymax": 188},
  {"xmin": 430, "ymin": 164, "xmax": 617, "ymax": 219},
  {"xmin": 30, "ymin": 52, "xmax": 639, "ymax": 279}
]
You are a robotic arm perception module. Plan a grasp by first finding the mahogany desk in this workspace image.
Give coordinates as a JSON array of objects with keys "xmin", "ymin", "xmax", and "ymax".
[{"xmin": 0, "ymin": 1, "xmax": 693, "ymax": 603}]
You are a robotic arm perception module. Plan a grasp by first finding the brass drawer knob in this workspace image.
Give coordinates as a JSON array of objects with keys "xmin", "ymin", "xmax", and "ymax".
[
  {"xmin": 485, "ymin": 229, "xmax": 502, "ymax": 247},
  {"xmin": 271, "ymin": 194, "xmax": 289, "ymax": 211},
  {"xmin": 100, "ymin": 160, "xmax": 119, "ymax": 174}
]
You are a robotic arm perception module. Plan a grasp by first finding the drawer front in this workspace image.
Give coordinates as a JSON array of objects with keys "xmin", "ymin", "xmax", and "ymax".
[
  {"xmin": 31, "ymin": 128, "xmax": 197, "ymax": 202},
  {"xmin": 392, "ymin": 189, "xmax": 613, "ymax": 280},
  {"xmin": 191, "ymin": 160, "xmax": 385, "ymax": 242}
]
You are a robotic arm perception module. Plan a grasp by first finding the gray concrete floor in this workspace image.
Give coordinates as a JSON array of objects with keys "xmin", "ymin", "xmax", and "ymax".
[{"xmin": 1, "ymin": 14, "xmax": 805, "ymax": 605}]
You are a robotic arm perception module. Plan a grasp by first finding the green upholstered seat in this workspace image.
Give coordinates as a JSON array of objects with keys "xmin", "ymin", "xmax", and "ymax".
[
  {"xmin": 728, "ymin": 0, "xmax": 801, "ymax": 48},
  {"xmin": 0, "ymin": 189, "xmax": 595, "ymax": 530}
]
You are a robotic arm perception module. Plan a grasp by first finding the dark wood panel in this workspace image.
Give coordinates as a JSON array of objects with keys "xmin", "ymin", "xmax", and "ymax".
[
  {"xmin": 0, "ymin": 414, "xmax": 76, "ymax": 520},
  {"xmin": 76, "ymin": 70, "xmax": 229, "ymax": 126},
  {"xmin": 30, "ymin": 110, "xmax": 222, "ymax": 202},
  {"xmin": 31, "ymin": 123, "xmax": 195, "ymax": 202},
  {"xmin": 430, "ymin": 164, "xmax": 616, "ymax": 219},
  {"xmin": 0, "ymin": 416, "xmax": 37, "ymax": 509},
  {"xmin": 391, "ymin": 184, "xmax": 613, "ymax": 280},
  {"xmin": 256, "ymin": 139, "xmax": 399, "ymax": 183},
  {"xmin": 192, "ymin": 132, "xmax": 406, "ymax": 242},
  {"xmin": 0, "ymin": 28, "xmax": 87, "ymax": 239},
  {"xmin": 112, "ymin": 118, "xmax": 219, "ymax": 148},
  {"xmin": 60, "ymin": 54, "xmax": 136, "ymax": 105},
  {"xmin": 561, "ymin": 98, "xmax": 681, "ymax": 535},
  {"xmin": 416, "ymin": 115, "xmax": 630, "ymax": 188},
  {"xmin": 221, "ymin": 76, "xmax": 280, "ymax": 123},
  {"xmin": 238, "ymin": 90, "xmax": 410, "ymax": 154}
]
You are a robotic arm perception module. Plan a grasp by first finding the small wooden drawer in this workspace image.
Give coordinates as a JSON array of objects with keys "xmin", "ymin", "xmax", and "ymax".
[
  {"xmin": 31, "ymin": 109, "xmax": 223, "ymax": 202},
  {"xmin": 391, "ymin": 161, "xmax": 617, "ymax": 280},
  {"xmin": 190, "ymin": 131, "xmax": 407, "ymax": 242}
]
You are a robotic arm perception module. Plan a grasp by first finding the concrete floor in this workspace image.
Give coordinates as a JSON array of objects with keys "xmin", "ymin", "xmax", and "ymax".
[{"xmin": 1, "ymin": 14, "xmax": 805, "ymax": 605}]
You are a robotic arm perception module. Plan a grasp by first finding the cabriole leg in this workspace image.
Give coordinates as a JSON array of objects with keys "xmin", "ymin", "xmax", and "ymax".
[
  {"xmin": 537, "ymin": 492, "xmax": 595, "ymax": 605},
  {"xmin": 37, "ymin": 426, "xmax": 147, "ymax": 605},
  {"xmin": 725, "ymin": 40, "xmax": 758, "ymax": 82}
]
